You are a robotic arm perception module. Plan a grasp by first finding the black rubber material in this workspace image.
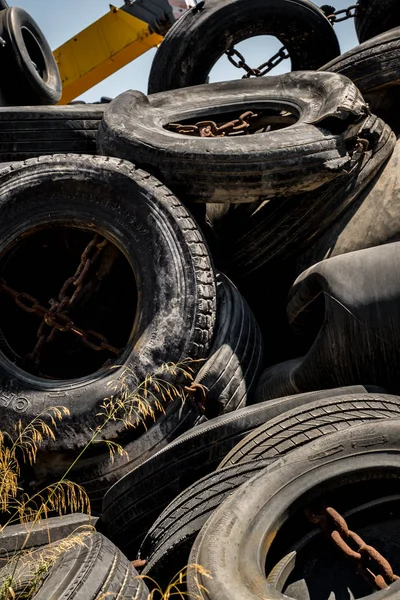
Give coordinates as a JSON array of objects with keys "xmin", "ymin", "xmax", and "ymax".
[
  {"xmin": 216, "ymin": 114, "xmax": 395, "ymax": 277},
  {"xmin": 188, "ymin": 420, "xmax": 400, "ymax": 600},
  {"xmin": 219, "ymin": 393, "xmax": 400, "ymax": 468},
  {"xmin": 147, "ymin": 0, "xmax": 340, "ymax": 93},
  {"xmin": 355, "ymin": 0, "xmax": 400, "ymax": 43},
  {"xmin": 98, "ymin": 385, "xmax": 379, "ymax": 557},
  {"xmin": 32, "ymin": 399, "xmax": 204, "ymax": 513},
  {"xmin": 30, "ymin": 274, "xmax": 262, "ymax": 509},
  {"xmin": 0, "ymin": 513, "xmax": 97, "ymax": 562},
  {"xmin": 0, "ymin": 155, "xmax": 216, "ymax": 452},
  {"xmin": 0, "ymin": 105, "xmax": 104, "ymax": 162},
  {"xmin": 34, "ymin": 533, "xmax": 148, "ymax": 600},
  {"xmin": 322, "ymin": 27, "xmax": 400, "ymax": 95},
  {"xmin": 260, "ymin": 242, "xmax": 400, "ymax": 399},
  {"xmin": 140, "ymin": 393, "xmax": 400, "ymax": 585},
  {"xmin": 294, "ymin": 137, "xmax": 400, "ymax": 276},
  {"xmin": 98, "ymin": 72, "xmax": 371, "ymax": 204},
  {"xmin": 0, "ymin": 7, "xmax": 62, "ymax": 105},
  {"xmin": 195, "ymin": 273, "xmax": 263, "ymax": 416}
]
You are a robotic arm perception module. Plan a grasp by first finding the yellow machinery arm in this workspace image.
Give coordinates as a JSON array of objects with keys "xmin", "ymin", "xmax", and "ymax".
[{"xmin": 54, "ymin": 5, "xmax": 163, "ymax": 104}]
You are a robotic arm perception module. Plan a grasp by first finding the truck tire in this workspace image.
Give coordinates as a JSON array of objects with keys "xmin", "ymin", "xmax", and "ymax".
[
  {"xmin": 219, "ymin": 393, "xmax": 400, "ymax": 467},
  {"xmin": 98, "ymin": 72, "xmax": 371, "ymax": 205},
  {"xmin": 217, "ymin": 114, "xmax": 395, "ymax": 277},
  {"xmin": 0, "ymin": 105, "xmax": 104, "ymax": 163},
  {"xmin": 322, "ymin": 27, "xmax": 400, "ymax": 95},
  {"xmin": 2, "ymin": 532, "xmax": 149, "ymax": 600},
  {"xmin": 147, "ymin": 0, "xmax": 340, "ymax": 93},
  {"xmin": 30, "ymin": 273, "xmax": 261, "ymax": 509},
  {"xmin": 98, "ymin": 385, "xmax": 378, "ymax": 557},
  {"xmin": 294, "ymin": 137, "xmax": 400, "ymax": 277},
  {"xmin": 195, "ymin": 273, "xmax": 263, "ymax": 417},
  {"xmin": 0, "ymin": 154, "xmax": 216, "ymax": 453},
  {"xmin": 0, "ymin": 7, "xmax": 62, "ymax": 105},
  {"xmin": 139, "ymin": 393, "xmax": 400, "ymax": 586},
  {"xmin": 355, "ymin": 0, "xmax": 400, "ymax": 43},
  {"xmin": 260, "ymin": 243, "xmax": 400, "ymax": 400},
  {"xmin": 187, "ymin": 420, "xmax": 400, "ymax": 600}
]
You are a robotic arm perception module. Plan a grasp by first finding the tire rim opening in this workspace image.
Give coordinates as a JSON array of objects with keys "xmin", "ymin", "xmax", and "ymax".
[
  {"xmin": 21, "ymin": 26, "xmax": 47, "ymax": 79},
  {"xmin": 166, "ymin": 106, "xmax": 298, "ymax": 137},
  {"xmin": 0, "ymin": 226, "xmax": 137, "ymax": 380}
]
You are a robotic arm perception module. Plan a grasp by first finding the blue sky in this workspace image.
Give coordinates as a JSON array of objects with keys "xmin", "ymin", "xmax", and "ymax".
[{"xmin": 15, "ymin": 0, "xmax": 359, "ymax": 102}]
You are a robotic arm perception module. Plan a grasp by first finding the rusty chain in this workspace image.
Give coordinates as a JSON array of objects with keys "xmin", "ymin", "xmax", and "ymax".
[
  {"xmin": 28, "ymin": 234, "xmax": 109, "ymax": 365},
  {"xmin": 223, "ymin": 4, "xmax": 357, "ymax": 79},
  {"xmin": 0, "ymin": 279, "xmax": 120, "ymax": 357},
  {"xmin": 306, "ymin": 506, "xmax": 400, "ymax": 591},
  {"xmin": 225, "ymin": 46, "xmax": 290, "ymax": 78},
  {"xmin": 0, "ymin": 237, "xmax": 121, "ymax": 368},
  {"xmin": 167, "ymin": 110, "xmax": 297, "ymax": 138},
  {"xmin": 322, "ymin": 4, "xmax": 358, "ymax": 23}
]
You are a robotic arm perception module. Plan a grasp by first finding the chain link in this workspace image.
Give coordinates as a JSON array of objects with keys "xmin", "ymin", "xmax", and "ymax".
[
  {"xmin": 0, "ymin": 277, "xmax": 120, "ymax": 365},
  {"xmin": 225, "ymin": 46, "xmax": 290, "ymax": 79},
  {"xmin": 167, "ymin": 109, "xmax": 297, "ymax": 138},
  {"xmin": 306, "ymin": 506, "xmax": 400, "ymax": 590},
  {"xmin": 323, "ymin": 4, "xmax": 358, "ymax": 23},
  {"xmin": 28, "ymin": 234, "xmax": 109, "ymax": 365},
  {"xmin": 222, "ymin": 3, "xmax": 356, "ymax": 80}
]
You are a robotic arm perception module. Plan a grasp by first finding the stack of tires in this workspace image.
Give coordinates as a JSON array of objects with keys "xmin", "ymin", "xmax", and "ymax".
[{"xmin": 2, "ymin": 0, "xmax": 400, "ymax": 598}]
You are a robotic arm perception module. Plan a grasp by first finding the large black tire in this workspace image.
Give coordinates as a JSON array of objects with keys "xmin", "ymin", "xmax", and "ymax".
[
  {"xmin": 30, "ymin": 272, "xmax": 262, "ymax": 510},
  {"xmin": 195, "ymin": 273, "xmax": 263, "ymax": 416},
  {"xmin": 0, "ymin": 7, "xmax": 61, "ymax": 105},
  {"xmin": 98, "ymin": 72, "xmax": 372, "ymax": 204},
  {"xmin": 294, "ymin": 137, "xmax": 400, "ymax": 276},
  {"xmin": 322, "ymin": 27, "xmax": 400, "ymax": 95},
  {"xmin": 188, "ymin": 420, "xmax": 400, "ymax": 600},
  {"xmin": 355, "ymin": 0, "xmax": 400, "ymax": 43},
  {"xmin": 216, "ymin": 114, "xmax": 395, "ymax": 277},
  {"xmin": 0, "ymin": 155, "xmax": 216, "ymax": 452},
  {"xmin": 98, "ymin": 385, "xmax": 378, "ymax": 556},
  {"xmin": 2, "ymin": 532, "xmax": 149, "ymax": 600},
  {"xmin": 140, "ymin": 393, "xmax": 400, "ymax": 585},
  {"xmin": 0, "ymin": 105, "xmax": 104, "ymax": 162},
  {"xmin": 259, "ymin": 242, "xmax": 400, "ymax": 400},
  {"xmin": 147, "ymin": 0, "xmax": 340, "ymax": 93}
]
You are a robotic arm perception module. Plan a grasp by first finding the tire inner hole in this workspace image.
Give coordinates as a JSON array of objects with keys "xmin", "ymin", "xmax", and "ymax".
[
  {"xmin": 166, "ymin": 105, "xmax": 298, "ymax": 137},
  {"xmin": 0, "ymin": 226, "xmax": 137, "ymax": 380},
  {"xmin": 21, "ymin": 26, "xmax": 47, "ymax": 78}
]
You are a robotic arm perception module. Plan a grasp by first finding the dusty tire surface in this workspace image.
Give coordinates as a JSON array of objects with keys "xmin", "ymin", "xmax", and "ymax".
[
  {"xmin": 261, "ymin": 242, "xmax": 400, "ymax": 400},
  {"xmin": 294, "ymin": 137, "xmax": 400, "ymax": 275},
  {"xmin": 218, "ymin": 114, "xmax": 395, "ymax": 277},
  {"xmin": 188, "ymin": 420, "xmax": 400, "ymax": 600},
  {"xmin": 195, "ymin": 272, "xmax": 263, "ymax": 416},
  {"xmin": 0, "ymin": 105, "xmax": 104, "ymax": 162},
  {"xmin": 147, "ymin": 0, "xmax": 340, "ymax": 93},
  {"xmin": 322, "ymin": 27, "xmax": 400, "ymax": 95},
  {"xmin": 139, "ymin": 393, "xmax": 400, "ymax": 585},
  {"xmin": 355, "ymin": 0, "xmax": 400, "ymax": 43},
  {"xmin": 98, "ymin": 385, "xmax": 378, "ymax": 556},
  {"xmin": 0, "ymin": 154, "xmax": 216, "ymax": 452},
  {"xmin": 0, "ymin": 7, "xmax": 61, "ymax": 105},
  {"xmin": 98, "ymin": 72, "xmax": 372, "ymax": 204}
]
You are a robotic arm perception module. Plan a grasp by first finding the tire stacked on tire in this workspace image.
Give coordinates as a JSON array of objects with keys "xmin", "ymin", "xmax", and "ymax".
[{"xmin": 3, "ymin": 0, "xmax": 400, "ymax": 598}]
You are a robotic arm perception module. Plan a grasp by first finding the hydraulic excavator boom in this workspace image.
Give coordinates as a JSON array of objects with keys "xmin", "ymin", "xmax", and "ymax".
[{"xmin": 54, "ymin": 0, "xmax": 198, "ymax": 104}]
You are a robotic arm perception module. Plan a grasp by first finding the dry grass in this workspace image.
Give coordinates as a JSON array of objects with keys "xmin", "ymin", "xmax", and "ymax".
[
  {"xmin": 136, "ymin": 564, "xmax": 211, "ymax": 600},
  {"xmin": 0, "ymin": 360, "xmax": 206, "ymax": 599}
]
